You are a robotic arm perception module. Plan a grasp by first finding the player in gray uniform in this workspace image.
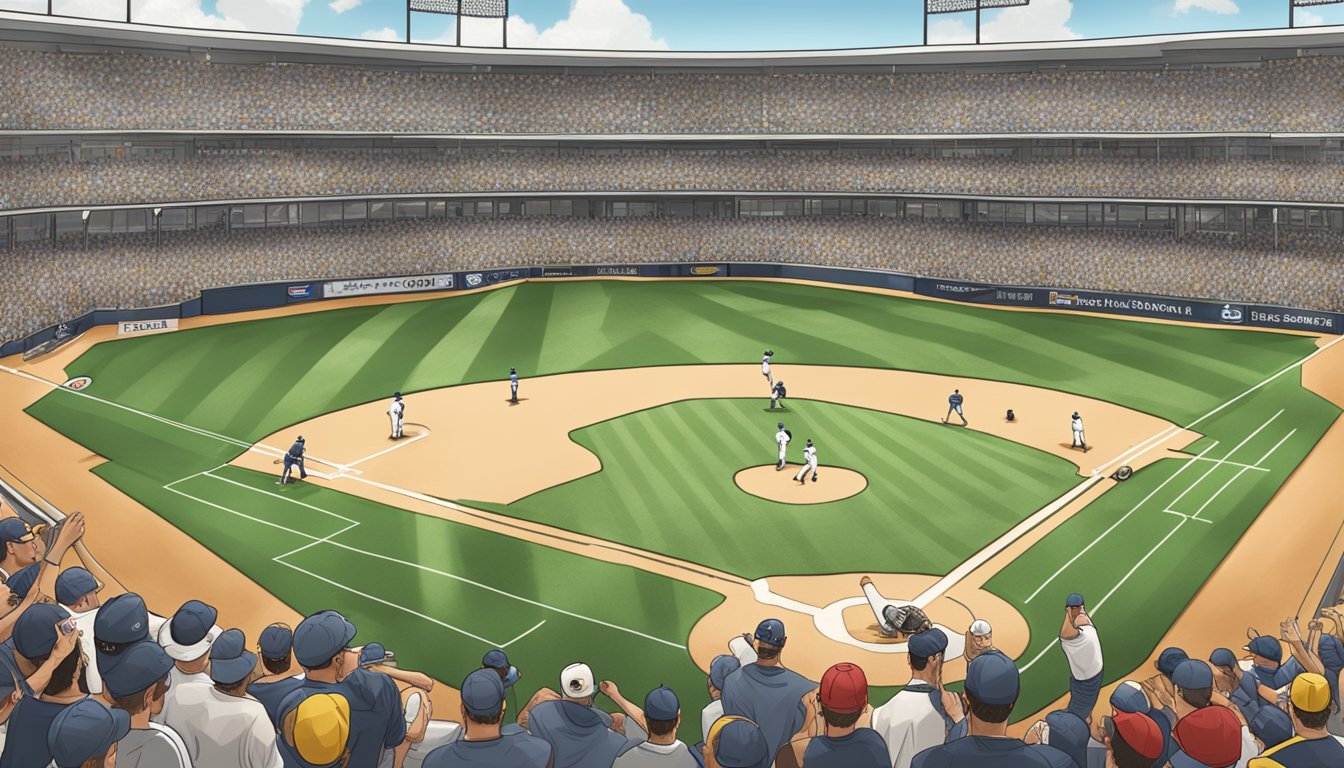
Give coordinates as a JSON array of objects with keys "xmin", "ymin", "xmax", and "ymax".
[
  {"xmin": 510, "ymin": 368, "xmax": 520, "ymax": 403},
  {"xmin": 770, "ymin": 380, "xmax": 787, "ymax": 410},
  {"xmin": 775, "ymin": 423, "xmax": 791, "ymax": 471},
  {"xmin": 388, "ymin": 392, "xmax": 405, "ymax": 439},
  {"xmin": 280, "ymin": 437, "xmax": 306, "ymax": 484},
  {"xmin": 794, "ymin": 439, "xmax": 817, "ymax": 484},
  {"xmin": 761, "ymin": 351, "xmax": 774, "ymax": 388}
]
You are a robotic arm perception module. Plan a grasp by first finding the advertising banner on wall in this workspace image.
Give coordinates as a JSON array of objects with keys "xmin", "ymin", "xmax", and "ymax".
[
  {"xmin": 117, "ymin": 318, "xmax": 179, "ymax": 336},
  {"xmin": 324, "ymin": 273, "xmax": 455, "ymax": 298}
]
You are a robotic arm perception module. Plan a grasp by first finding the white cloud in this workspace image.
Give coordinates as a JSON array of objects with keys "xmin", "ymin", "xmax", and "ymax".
[
  {"xmin": 927, "ymin": 18, "xmax": 974, "ymax": 45},
  {"xmin": 483, "ymin": 0, "xmax": 668, "ymax": 50},
  {"xmin": 328, "ymin": 0, "xmax": 358, "ymax": 13},
  {"xmin": 360, "ymin": 26, "xmax": 400, "ymax": 41},
  {"xmin": 0, "ymin": 0, "xmax": 49, "ymax": 13},
  {"xmin": 214, "ymin": 0, "xmax": 310, "ymax": 33},
  {"xmin": 36, "ymin": 0, "xmax": 307, "ymax": 31},
  {"xmin": 926, "ymin": 0, "xmax": 1077, "ymax": 44},
  {"xmin": 1173, "ymin": 0, "xmax": 1239, "ymax": 14},
  {"xmin": 1296, "ymin": 9, "xmax": 1324, "ymax": 26}
]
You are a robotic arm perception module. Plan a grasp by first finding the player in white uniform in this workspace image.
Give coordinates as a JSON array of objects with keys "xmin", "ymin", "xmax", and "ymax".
[
  {"xmin": 1071, "ymin": 412, "xmax": 1088, "ymax": 452},
  {"xmin": 510, "ymin": 368, "xmax": 519, "ymax": 403},
  {"xmin": 388, "ymin": 392, "xmax": 405, "ymax": 439},
  {"xmin": 769, "ymin": 380, "xmax": 786, "ymax": 410},
  {"xmin": 793, "ymin": 439, "xmax": 817, "ymax": 484},
  {"xmin": 761, "ymin": 351, "xmax": 774, "ymax": 388},
  {"xmin": 775, "ymin": 422, "xmax": 791, "ymax": 471}
]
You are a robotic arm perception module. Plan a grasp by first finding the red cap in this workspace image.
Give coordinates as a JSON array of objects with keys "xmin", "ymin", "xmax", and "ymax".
[
  {"xmin": 1173, "ymin": 706, "xmax": 1242, "ymax": 768},
  {"xmin": 820, "ymin": 663, "xmax": 868, "ymax": 714},
  {"xmin": 1111, "ymin": 712, "xmax": 1164, "ymax": 761}
]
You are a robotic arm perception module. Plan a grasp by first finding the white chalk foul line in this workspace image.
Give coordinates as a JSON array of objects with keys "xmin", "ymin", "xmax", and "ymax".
[
  {"xmin": 502, "ymin": 621, "xmax": 548, "ymax": 649},
  {"xmin": 346, "ymin": 427, "xmax": 432, "ymax": 469}
]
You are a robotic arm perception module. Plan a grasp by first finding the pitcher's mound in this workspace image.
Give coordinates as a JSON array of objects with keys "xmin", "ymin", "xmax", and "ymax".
[{"xmin": 734, "ymin": 465, "xmax": 867, "ymax": 504}]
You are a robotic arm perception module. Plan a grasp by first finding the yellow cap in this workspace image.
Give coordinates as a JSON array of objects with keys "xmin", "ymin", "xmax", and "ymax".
[
  {"xmin": 291, "ymin": 693, "xmax": 350, "ymax": 765},
  {"xmin": 1290, "ymin": 673, "xmax": 1331, "ymax": 713}
]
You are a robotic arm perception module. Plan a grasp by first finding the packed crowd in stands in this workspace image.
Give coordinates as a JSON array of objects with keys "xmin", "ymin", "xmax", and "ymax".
[
  {"xmin": 0, "ymin": 509, "xmax": 1341, "ymax": 767},
  {"xmin": 3, "ymin": 150, "xmax": 1342, "ymax": 211},
  {"xmin": 4, "ymin": 217, "xmax": 1342, "ymax": 342},
  {"xmin": 3, "ymin": 47, "xmax": 1342, "ymax": 134}
]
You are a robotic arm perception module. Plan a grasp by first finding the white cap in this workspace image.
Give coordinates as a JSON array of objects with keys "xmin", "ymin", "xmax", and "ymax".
[
  {"xmin": 157, "ymin": 617, "xmax": 222, "ymax": 662},
  {"xmin": 560, "ymin": 662, "xmax": 595, "ymax": 699},
  {"xmin": 969, "ymin": 620, "xmax": 993, "ymax": 637}
]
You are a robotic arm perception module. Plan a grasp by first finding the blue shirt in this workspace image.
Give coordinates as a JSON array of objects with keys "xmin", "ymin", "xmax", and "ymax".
[
  {"xmin": 721, "ymin": 664, "xmax": 816, "ymax": 761},
  {"xmin": 299, "ymin": 670, "xmax": 405, "ymax": 766},
  {"xmin": 287, "ymin": 441, "xmax": 305, "ymax": 459},
  {"xmin": 802, "ymin": 728, "xmax": 889, "ymax": 768},
  {"xmin": 423, "ymin": 732, "xmax": 553, "ymax": 768},
  {"xmin": 249, "ymin": 675, "xmax": 305, "ymax": 725},
  {"xmin": 949, "ymin": 393, "xmax": 963, "ymax": 407},
  {"xmin": 912, "ymin": 736, "xmax": 1075, "ymax": 768},
  {"xmin": 526, "ymin": 700, "xmax": 629, "ymax": 768},
  {"xmin": 0, "ymin": 696, "xmax": 79, "ymax": 768}
]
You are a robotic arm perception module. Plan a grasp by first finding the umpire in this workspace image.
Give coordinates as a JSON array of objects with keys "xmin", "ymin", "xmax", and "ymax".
[{"xmin": 280, "ymin": 436, "xmax": 307, "ymax": 484}]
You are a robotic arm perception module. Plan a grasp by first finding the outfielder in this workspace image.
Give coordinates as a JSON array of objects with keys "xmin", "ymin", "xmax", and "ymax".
[
  {"xmin": 1071, "ymin": 412, "xmax": 1088, "ymax": 452},
  {"xmin": 943, "ymin": 389, "xmax": 967, "ymax": 426},
  {"xmin": 509, "ymin": 368, "xmax": 519, "ymax": 403},
  {"xmin": 761, "ymin": 351, "xmax": 774, "ymax": 388},
  {"xmin": 775, "ymin": 422, "xmax": 791, "ymax": 471},
  {"xmin": 388, "ymin": 392, "xmax": 405, "ymax": 439},
  {"xmin": 794, "ymin": 439, "xmax": 817, "ymax": 484},
  {"xmin": 770, "ymin": 380, "xmax": 787, "ymax": 410},
  {"xmin": 279, "ymin": 436, "xmax": 306, "ymax": 484}
]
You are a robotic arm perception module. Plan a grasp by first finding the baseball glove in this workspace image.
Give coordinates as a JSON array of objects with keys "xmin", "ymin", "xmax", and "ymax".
[
  {"xmin": 883, "ymin": 604, "xmax": 933, "ymax": 637},
  {"xmin": 785, "ymin": 430, "xmax": 792, "ymax": 439}
]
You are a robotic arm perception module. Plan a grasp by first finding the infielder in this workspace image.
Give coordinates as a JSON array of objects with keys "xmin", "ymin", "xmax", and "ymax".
[
  {"xmin": 770, "ymin": 380, "xmax": 787, "ymax": 410},
  {"xmin": 1071, "ymin": 412, "xmax": 1088, "ymax": 452},
  {"xmin": 943, "ymin": 389, "xmax": 967, "ymax": 426},
  {"xmin": 388, "ymin": 392, "xmax": 405, "ymax": 439},
  {"xmin": 794, "ymin": 439, "xmax": 817, "ymax": 484},
  {"xmin": 509, "ymin": 368, "xmax": 519, "ymax": 403},
  {"xmin": 775, "ymin": 422, "xmax": 791, "ymax": 471},
  {"xmin": 761, "ymin": 350, "xmax": 774, "ymax": 388},
  {"xmin": 279, "ymin": 436, "xmax": 306, "ymax": 484}
]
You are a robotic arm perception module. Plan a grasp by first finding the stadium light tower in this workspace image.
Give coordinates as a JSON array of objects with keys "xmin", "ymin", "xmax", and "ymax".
[
  {"xmin": 407, "ymin": 0, "xmax": 509, "ymax": 46},
  {"xmin": 925, "ymin": 0, "xmax": 1030, "ymax": 46},
  {"xmin": 1291, "ymin": 0, "xmax": 1344, "ymax": 28}
]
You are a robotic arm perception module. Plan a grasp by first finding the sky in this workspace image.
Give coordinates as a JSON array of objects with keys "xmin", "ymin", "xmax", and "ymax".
[{"xmin": 3, "ymin": 0, "xmax": 1344, "ymax": 49}]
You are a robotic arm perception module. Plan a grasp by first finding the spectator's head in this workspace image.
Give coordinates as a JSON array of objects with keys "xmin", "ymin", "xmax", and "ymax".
[
  {"xmin": 1066, "ymin": 592, "xmax": 1086, "ymax": 621},
  {"xmin": 559, "ymin": 662, "xmax": 596, "ymax": 703},
  {"xmin": 1248, "ymin": 705, "xmax": 1294, "ymax": 752},
  {"xmin": 1157, "ymin": 647, "xmax": 1189, "ymax": 682},
  {"xmin": 105, "ymin": 640, "xmax": 175, "ymax": 718},
  {"xmin": 293, "ymin": 610, "xmax": 358, "ymax": 679},
  {"xmin": 818, "ymin": 663, "xmax": 868, "ymax": 731},
  {"xmin": 707, "ymin": 654, "xmax": 739, "ymax": 699},
  {"xmin": 94, "ymin": 592, "xmax": 150, "ymax": 662},
  {"xmin": 0, "ymin": 518, "xmax": 40, "ymax": 571},
  {"xmin": 15, "ymin": 603, "xmax": 81, "ymax": 694},
  {"xmin": 6, "ymin": 563, "xmax": 39, "ymax": 603},
  {"xmin": 157, "ymin": 599, "xmax": 220, "ymax": 665},
  {"xmin": 357, "ymin": 643, "xmax": 386, "ymax": 668},
  {"xmin": 209, "ymin": 628, "xmax": 257, "ymax": 693},
  {"xmin": 1102, "ymin": 712, "xmax": 1165, "ymax": 768},
  {"xmin": 258, "ymin": 623, "xmax": 294, "ymax": 675},
  {"xmin": 1208, "ymin": 648, "xmax": 1238, "ymax": 674},
  {"xmin": 1172, "ymin": 660, "xmax": 1214, "ymax": 711},
  {"xmin": 55, "ymin": 567, "xmax": 101, "ymax": 612},
  {"xmin": 908, "ymin": 628, "xmax": 948, "ymax": 677},
  {"xmin": 481, "ymin": 649, "xmax": 519, "ymax": 688},
  {"xmin": 963, "ymin": 650, "xmax": 1019, "ymax": 724},
  {"xmin": 1171, "ymin": 705, "xmax": 1241, "ymax": 768},
  {"xmin": 753, "ymin": 618, "xmax": 786, "ymax": 661},
  {"xmin": 1288, "ymin": 672, "xmax": 1334, "ymax": 735},
  {"xmin": 1045, "ymin": 710, "xmax": 1090, "ymax": 768},
  {"xmin": 969, "ymin": 619, "xmax": 993, "ymax": 650},
  {"xmin": 1109, "ymin": 681, "xmax": 1151, "ymax": 714},
  {"xmin": 279, "ymin": 690, "xmax": 350, "ymax": 768},
  {"xmin": 460, "ymin": 668, "xmax": 507, "ymax": 728},
  {"xmin": 706, "ymin": 716, "xmax": 770, "ymax": 768},
  {"xmin": 643, "ymin": 685, "xmax": 681, "ymax": 741},
  {"xmin": 1243, "ymin": 635, "xmax": 1282, "ymax": 668},
  {"xmin": 47, "ymin": 698, "xmax": 129, "ymax": 768}
]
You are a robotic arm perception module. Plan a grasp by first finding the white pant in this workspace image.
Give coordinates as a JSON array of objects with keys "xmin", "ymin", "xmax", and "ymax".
[
  {"xmin": 794, "ymin": 459, "xmax": 817, "ymax": 481},
  {"xmin": 762, "ymin": 365, "xmax": 772, "ymax": 387},
  {"xmin": 390, "ymin": 413, "xmax": 403, "ymax": 438},
  {"xmin": 1072, "ymin": 428, "xmax": 1086, "ymax": 445},
  {"xmin": 777, "ymin": 444, "xmax": 788, "ymax": 466}
]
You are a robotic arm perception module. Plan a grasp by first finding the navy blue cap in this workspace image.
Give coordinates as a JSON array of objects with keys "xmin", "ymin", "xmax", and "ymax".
[
  {"xmin": 6, "ymin": 563, "xmax": 39, "ymax": 599},
  {"xmin": 1249, "ymin": 705, "xmax": 1294, "ymax": 749},
  {"xmin": 95, "ymin": 593, "xmax": 150, "ymax": 646},
  {"xmin": 1045, "ymin": 710, "xmax": 1090, "ymax": 768},
  {"xmin": 259, "ymin": 625, "xmax": 293, "ymax": 660},
  {"xmin": 0, "ymin": 518, "xmax": 36, "ymax": 544},
  {"xmin": 714, "ymin": 718, "xmax": 770, "ymax": 768},
  {"xmin": 1157, "ymin": 647, "xmax": 1189, "ymax": 679},
  {"xmin": 1209, "ymin": 648, "xmax": 1238, "ymax": 669},
  {"xmin": 644, "ymin": 686, "xmax": 680, "ymax": 721},
  {"xmin": 777, "ymin": 422, "xmax": 784, "ymax": 429},
  {"xmin": 359, "ymin": 643, "xmax": 386, "ymax": 667},
  {"xmin": 1066, "ymin": 593, "xmax": 1085, "ymax": 607},
  {"xmin": 710, "ymin": 655, "xmax": 740, "ymax": 691},
  {"xmin": 210, "ymin": 629, "xmax": 257, "ymax": 686},
  {"xmin": 461, "ymin": 668, "xmax": 506, "ymax": 718},
  {"xmin": 1110, "ymin": 681, "xmax": 1151, "ymax": 714},
  {"xmin": 482, "ymin": 649, "xmax": 520, "ymax": 688},
  {"xmin": 1173, "ymin": 659, "xmax": 1214, "ymax": 690},
  {"xmin": 102, "ymin": 640, "xmax": 174, "ymax": 698},
  {"xmin": 754, "ymin": 618, "xmax": 786, "ymax": 646},
  {"xmin": 294, "ymin": 610, "xmax": 357, "ymax": 668},
  {"xmin": 47, "ymin": 698, "xmax": 131, "ymax": 768},
  {"xmin": 167, "ymin": 600, "xmax": 217, "ymax": 647},
  {"xmin": 55, "ymin": 567, "xmax": 99, "ymax": 606},
  {"xmin": 1245, "ymin": 636, "xmax": 1282, "ymax": 661},
  {"xmin": 15, "ymin": 603, "xmax": 72, "ymax": 659},
  {"xmin": 965, "ymin": 651, "xmax": 1020, "ymax": 706},
  {"xmin": 908, "ymin": 628, "xmax": 949, "ymax": 659}
]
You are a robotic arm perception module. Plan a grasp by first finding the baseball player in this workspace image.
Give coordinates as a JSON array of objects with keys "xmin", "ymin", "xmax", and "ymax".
[
  {"xmin": 775, "ymin": 422, "xmax": 791, "ymax": 471},
  {"xmin": 858, "ymin": 576, "xmax": 932, "ymax": 639},
  {"xmin": 388, "ymin": 392, "xmax": 405, "ymax": 439},
  {"xmin": 794, "ymin": 439, "xmax": 817, "ymax": 484},
  {"xmin": 761, "ymin": 350, "xmax": 774, "ymax": 388},
  {"xmin": 509, "ymin": 368, "xmax": 519, "ymax": 403},
  {"xmin": 943, "ymin": 389, "xmax": 967, "ymax": 426},
  {"xmin": 1071, "ymin": 412, "xmax": 1088, "ymax": 452},
  {"xmin": 770, "ymin": 380, "xmax": 787, "ymax": 410},
  {"xmin": 279, "ymin": 436, "xmax": 306, "ymax": 484}
]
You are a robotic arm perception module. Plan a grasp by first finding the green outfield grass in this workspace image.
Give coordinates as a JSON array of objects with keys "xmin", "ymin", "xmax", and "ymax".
[{"xmin": 23, "ymin": 279, "xmax": 1337, "ymax": 726}]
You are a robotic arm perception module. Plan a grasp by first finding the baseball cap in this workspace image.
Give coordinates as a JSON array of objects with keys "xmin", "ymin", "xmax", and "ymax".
[
  {"xmin": 461, "ymin": 668, "xmax": 506, "ymax": 718},
  {"xmin": 259, "ymin": 624, "xmax": 294, "ymax": 660},
  {"xmin": 482, "ymin": 649, "xmax": 520, "ymax": 688},
  {"xmin": 159, "ymin": 600, "xmax": 220, "ymax": 662},
  {"xmin": 293, "ymin": 610, "xmax": 357, "ymax": 668},
  {"xmin": 15, "ymin": 603, "xmax": 72, "ymax": 660},
  {"xmin": 777, "ymin": 422, "xmax": 784, "ymax": 429},
  {"xmin": 102, "ymin": 640, "xmax": 175, "ymax": 698},
  {"xmin": 1244, "ymin": 635, "xmax": 1282, "ymax": 662},
  {"xmin": 1173, "ymin": 660, "xmax": 1214, "ymax": 690},
  {"xmin": 281, "ymin": 690, "xmax": 350, "ymax": 767},
  {"xmin": 358, "ymin": 643, "xmax": 386, "ymax": 667},
  {"xmin": 1290, "ymin": 672, "xmax": 1332, "ymax": 713},
  {"xmin": 1066, "ymin": 593, "xmax": 1085, "ymax": 607},
  {"xmin": 1249, "ymin": 705, "xmax": 1294, "ymax": 749},
  {"xmin": 1045, "ymin": 710, "xmax": 1090, "ymax": 768},
  {"xmin": 209, "ymin": 629, "xmax": 257, "ymax": 686},
  {"xmin": 710, "ymin": 654, "xmax": 740, "ymax": 691},
  {"xmin": 394, "ymin": 392, "xmax": 402, "ymax": 398},
  {"xmin": 1172, "ymin": 706, "xmax": 1241, "ymax": 768},
  {"xmin": 908, "ymin": 628, "xmax": 948, "ymax": 659},
  {"xmin": 643, "ymin": 686, "xmax": 680, "ymax": 721},
  {"xmin": 0, "ymin": 518, "xmax": 36, "ymax": 544},
  {"xmin": 1109, "ymin": 712, "xmax": 1164, "ymax": 761},
  {"xmin": 969, "ymin": 619, "xmax": 993, "ymax": 637},
  {"xmin": 560, "ymin": 662, "xmax": 595, "ymax": 699},
  {"xmin": 712, "ymin": 718, "xmax": 770, "ymax": 768},
  {"xmin": 819, "ymin": 663, "xmax": 868, "ymax": 714},
  {"xmin": 754, "ymin": 618, "xmax": 786, "ymax": 646},
  {"xmin": 1109, "ymin": 681, "xmax": 1151, "ymax": 714},
  {"xmin": 1317, "ymin": 634, "xmax": 1344, "ymax": 671},
  {"xmin": 6, "ymin": 563, "xmax": 38, "ymax": 599},
  {"xmin": 1157, "ymin": 647, "xmax": 1189, "ymax": 679},
  {"xmin": 55, "ymin": 567, "xmax": 99, "ymax": 606},
  {"xmin": 965, "ymin": 651, "xmax": 1020, "ymax": 706},
  {"xmin": 47, "ymin": 698, "xmax": 131, "ymax": 768},
  {"xmin": 94, "ymin": 592, "xmax": 150, "ymax": 646},
  {"xmin": 1208, "ymin": 648, "xmax": 1238, "ymax": 669}
]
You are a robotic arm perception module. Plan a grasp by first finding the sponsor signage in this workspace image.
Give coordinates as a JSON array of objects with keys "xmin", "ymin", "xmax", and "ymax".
[
  {"xmin": 465, "ymin": 273, "xmax": 484, "ymax": 288},
  {"xmin": 117, "ymin": 318, "xmax": 179, "ymax": 336},
  {"xmin": 595, "ymin": 266, "xmax": 639, "ymax": 277},
  {"xmin": 917, "ymin": 278, "xmax": 1034, "ymax": 306},
  {"xmin": 691, "ymin": 266, "xmax": 720, "ymax": 276},
  {"xmin": 488, "ymin": 270, "xmax": 524, "ymax": 283},
  {"xmin": 1220, "ymin": 304, "xmax": 1245, "ymax": 324},
  {"xmin": 287, "ymin": 284, "xmax": 313, "ymax": 298},
  {"xmin": 62, "ymin": 376, "xmax": 92, "ymax": 390},
  {"xmin": 1247, "ymin": 307, "xmax": 1338, "ymax": 332},
  {"xmin": 324, "ymin": 273, "xmax": 454, "ymax": 298},
  {"xmin": 541, "ymin": 267, "xmax": 575, "ymax": 278}
]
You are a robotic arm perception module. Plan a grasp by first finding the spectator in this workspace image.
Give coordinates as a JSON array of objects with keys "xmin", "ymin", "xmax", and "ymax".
[
  {"xmin": 94, "ymin": 593, "xmax": 168, "ymax": 696},
  {"xmin": 421, "ymin": 669, "xmax": 551, "ymax": 767},
  {"xmin": 0, "ymin": 604, "xmax": 85, "ymax": 768},
  {"xmin": 355, "ymin": 642, "xmax": 453, "ymax": 768},
  {"xmin": 103, "ymin": 640, "xmax": 190, "ymax": 768},
  {"xmin": 0, "ymin": 519, "xmax": 39, "ymax": 581},
  {"xmin": 910, "ymin": 652, "xmax": 1073, "ymax": 767},
  {"xmin": 701, "ymin": 655, "xmax": 739, "ymax": 745},
  {"xmin": 168, "ymin": 628, "xmax": 281, "ymax": 768},
  {"xmin": 1145, "ymin": 647, "xmax": 1191, "ymax": 728},
  {"xmin": 611, "ymin": 686, "xmax": 698, "ymax": 767},
  {"xmin": 965, "ymin": 619, "xmax": 996, "ymax": 663},
  {"xmin": 1168, "ymin": 660, "xmax": 1244, "ymax": 768},
  {"xmin": 1099, "ymin": 712, "xmax": 1165, "ymax": 768},
  {"xmin": 521, "ymin": 662, "xmax": 629, "ymax": 768},
  {"xmin": 480, "ymin": 649, "xmax": 520, "ymax": 690},
  {"xmin": 871, "ymin": 628, "xmax": 963, "ymax": 768},
  {"xmin": 720, "ymin": 619, "xmax": 816, "ymax": 761},
  {"xmin": 248, "ymin": 623, "xmax": 304, "ymax": 725},
  {"xmin": 154, "ymin": 600, "xmax": 222, "ymax": 730},
  {"xmin": 1026, "ymin": 711, "xmax": 1090, "ymax": 768},
  {"xmin": 276, "ymin": 690, "xmax": 351, "ymax": 768},
  {"xmin": 1244, "ymin": 636, "xmax": 1307, "ymax": 709},
  {"xmin": 1102, "ymin": 681, "xmax": 1173, "ymax": 768},
  {"xmin": 1060, "ymin": 593, "xmax": 1104, "ymax": 723},
  {"xmin": 790, "ymin": 662, "xmax": 887, "ymax": 768},
  {"xmin": 1248, "ymin": 673, "xmax": 1344, "ymax": 766},
  {"xmin": 703, "ymin": 717, "xmax": 770, "ymax": 768},
  {"xmin": 1247, "ymin": 706, "xmax": 1294, "ymax": 754},
  {"xmin": 46, "ymin": 698, "xmax": 130, "ymax": 768},
  {"xmin": 56, "ymin": 567, "xmax": 105, "ymax": 696}
]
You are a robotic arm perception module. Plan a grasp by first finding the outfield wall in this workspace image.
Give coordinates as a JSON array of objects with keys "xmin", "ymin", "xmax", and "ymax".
[{"xmin": 6, "ymin": 262, "xmax": 1340, "ymax": 358}]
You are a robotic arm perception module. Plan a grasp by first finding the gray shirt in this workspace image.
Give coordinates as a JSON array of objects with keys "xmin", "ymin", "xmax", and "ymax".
[
  {"xmin": 117, "ymin": 724, "xmax": 193, "ymax": 768},
  {"xmin": 612, "ymin": 740, "xmax": 697, "ymax": 768}
]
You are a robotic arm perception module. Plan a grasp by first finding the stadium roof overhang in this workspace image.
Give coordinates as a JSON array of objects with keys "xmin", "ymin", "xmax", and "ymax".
[{"xmin": 3, "ymin": 12, "xmax": 1344, "ymax": 73}]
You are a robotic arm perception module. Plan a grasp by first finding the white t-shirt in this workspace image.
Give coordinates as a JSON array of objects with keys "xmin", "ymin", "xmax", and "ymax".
[
  {"xmin": 701, "ymin": 699, "xmax": 724, "ymax": 745},
  {"xmin": 118, "ymin": 724, "xmax": 193, "ymax": 768},
  {"xmin": 871, "ymin": 687, "xmax": 948, "ymax": 768},
  {"xmin": 167, "ymin": 686, "xmax": 281, "ymax": 768},
  {"xmin": 803, "ymin": 446, "xmax": 817, "ymax": 466},
  {"xmin": 776, "ymin": 430, "xmax": 790, "ymax": 448},
  {"xmin": 390, "ymin": 400, "xmax": 404, "ymax": 417},
  {"xmin": 1072, "ymin": 417, "xmax": 1085, "ymax": 434},
  {"xmin": 153, "ymin": 667, "xmax": 212, "ymax": 728},
  {"xmin": 1060, "ymin": 625, "xmax": 1103, "ymax": 680}
]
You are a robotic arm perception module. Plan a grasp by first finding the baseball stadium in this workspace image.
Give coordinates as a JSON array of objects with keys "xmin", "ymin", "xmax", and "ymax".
[{"xmin": 1, "ymin": 3, "xmax": 1344, "ymax": 767}]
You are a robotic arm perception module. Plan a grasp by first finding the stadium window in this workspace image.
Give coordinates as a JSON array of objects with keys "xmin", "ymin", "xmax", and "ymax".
[
  {"xmin": 300, "ymin": 204, "xmax": 320, "ymax": 227},
  {"xmin": 429, "ymin": 201, "xmax": 446, "ymax": 219},
  {"xmin": 1035, "ymin": 204, "xmax": 1059, "ymax": 225},
  {"xmin": 87, "ymin": 211, "xmax": 112, "ymax": 235},
  {"xmin": 1087, "ymin": 204, "xmax": 1102, "ymax": 228},
  {"xmin": 53, "ymin": 212, "xmax": 83, "ymax": 239},
  {"xmin": 369, "ymin": 202, "xmax": 394, "ymax": 220},
  {"xmin": 396, "ymin": 201, "xmax": 427, "ymax": 220},
  {"xmin": 266, "ymin": 204, "xmax": 288, "ymax": 227},
  {"xmin": 1059, "ymin": 204, "xmax": 1087, "ymax": 227},
  {"xmin": 666, "ymin": 201, "xmax": 693, "ymax": 218},
  {"xmin": 786, "ymin": 199, "xmax": 804, "ymax": 217},
  {"xmin": 525, "ymin": 200, "xmax": 551, "ymax": 216},
  {"xmin": 869, "ymin": 200, "xmax": 899, "ymax": 218},
  {"xmin": 1327, "ymin": 210, "xmax": 1343, "ymax": 231},
  {"xmin": 160, "ymin": 209, "xmax": 190, "ymax": 231},
  {"xmin": 13, "ymin": 214, "xmax": 51, "ymax": 242},
  {"xmin": 197, "ymin": 207, "xmax": 226, "ymax": 231}
]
